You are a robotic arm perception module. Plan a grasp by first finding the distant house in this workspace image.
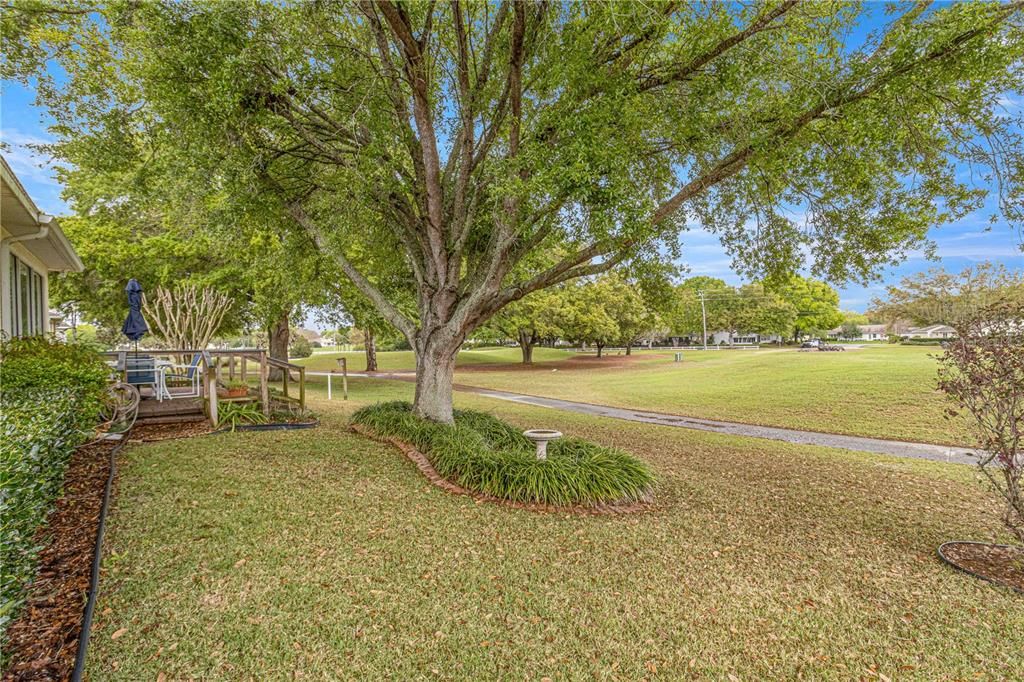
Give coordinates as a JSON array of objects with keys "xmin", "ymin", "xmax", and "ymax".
[
  {"xmin": 828, "ymin": 323, "xmax": 890, "ymax": 341},
  {"xmin": 48, "ymin": 308, "xmax": 71, "ymax": 337},
  {"xmin": 709, "ymin": 331, "xmax": 783, "ymax": 345},
  {"xmin": 1, "ymin": 156, "xmax": 84, "ymax": 338},
  {"xmin": 902, "ymin": 324, "xmax": 956, "ymax": 340},
  {"xmin": 294, "ymin": 328, "xmax": 324, "ymax": 344}
]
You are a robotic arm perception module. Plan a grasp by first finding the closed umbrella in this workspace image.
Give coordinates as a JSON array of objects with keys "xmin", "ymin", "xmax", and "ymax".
[{"xmin": 121, "ymin": 279, "xmax": 148, "ymax": 356}]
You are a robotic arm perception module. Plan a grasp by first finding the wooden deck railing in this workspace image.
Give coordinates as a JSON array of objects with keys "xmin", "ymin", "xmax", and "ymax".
[{"xmin": 101, "ymin": 348, "xmax": 306, "ymax": 425}]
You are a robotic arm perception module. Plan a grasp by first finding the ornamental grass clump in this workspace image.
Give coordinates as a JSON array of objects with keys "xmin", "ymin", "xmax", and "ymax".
[{"xmin": 352, "ymin": 402, "xmax": 654, "ymax": 507}]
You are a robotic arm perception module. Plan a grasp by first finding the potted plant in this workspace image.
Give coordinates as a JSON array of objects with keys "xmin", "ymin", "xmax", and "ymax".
[{"xmin": 218, "ymin": 380, "xmax": 250, "ymax": 399}]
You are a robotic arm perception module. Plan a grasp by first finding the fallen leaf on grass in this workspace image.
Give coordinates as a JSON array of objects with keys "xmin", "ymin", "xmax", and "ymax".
[{"xmin": 111, "ymin": 628, "xmax": 128, "ymax": 640}]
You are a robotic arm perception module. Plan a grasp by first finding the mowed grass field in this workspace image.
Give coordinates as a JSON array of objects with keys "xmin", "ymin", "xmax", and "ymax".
[
  {"xmin": 295, "ymin": 346, "xmax": 572, "ymax": 372},
  {"xmin": 301, "ymin": 345, "xmax": 960, "ymax": 444},
  {"xmin": 88, "ymin": 380, "xmax": 1020, "ymax": 679}
]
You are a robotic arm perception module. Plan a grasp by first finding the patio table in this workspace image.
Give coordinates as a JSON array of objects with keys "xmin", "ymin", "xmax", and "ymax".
[
  {"xmin": 107, "ymin": 356, "xmax": 170, "ymax": 401},
  {"xmin": 154, "ymin": 359, "xmax": 173, "ymax": 400}
]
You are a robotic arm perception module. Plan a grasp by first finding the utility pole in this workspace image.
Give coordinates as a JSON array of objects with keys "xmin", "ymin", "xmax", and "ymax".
[{"xmin": 698, "ymin": 290, "xmax": 708, "ymax": 351}]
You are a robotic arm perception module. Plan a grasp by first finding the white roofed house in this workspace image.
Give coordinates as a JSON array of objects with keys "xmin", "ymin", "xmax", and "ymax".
[
  {"xmin": 828, "ymin": 323, "xmax": 890, "ymax": 341},
  {"xmin": 902, "ymin": 324, "xmax": 957, "ymax": 339},
  {"xmin": 294, "ymin": 328, "xmax": 324, "ymax": 344},
  {"xmin": 1, "ymin": 156, "xmax": 83, "ymax": 339}
]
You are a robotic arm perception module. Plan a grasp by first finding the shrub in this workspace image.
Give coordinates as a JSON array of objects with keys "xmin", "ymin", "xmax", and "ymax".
[
  {"xmin": 377, "ymin": 337, "xmax": 413, "ymax": 352},
  {"xmin": 352, "ymin": 402, "xmax": 654, "ymax": 507},
  {"xmin": 901, "ymin": 337, "xmax": 945, "ymax": 346},
  {"xmin": 289, "ymin": 335, "xmax": 313, "ymax": 358},
  {"xmin": 0, "ymin": 336, "xmax": 109, "ymax": 430},
  {"xmin": 0, "ymin": 337, "xmax": 109, "ymax": 646},
  {"xmin": 938, "ymin": 301, "xmax": 1024, "ymax": 546}
]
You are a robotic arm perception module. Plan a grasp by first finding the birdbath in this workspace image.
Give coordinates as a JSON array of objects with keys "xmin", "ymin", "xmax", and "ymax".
[{"xmin": 523, "ymin": 429, "xmax": 563, "ymax": 461}]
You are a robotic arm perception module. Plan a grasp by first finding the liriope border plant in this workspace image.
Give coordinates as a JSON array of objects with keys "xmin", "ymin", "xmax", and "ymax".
[{"xmin": 352, "ymin": 402, "xmax": 654, "ymax": 507}]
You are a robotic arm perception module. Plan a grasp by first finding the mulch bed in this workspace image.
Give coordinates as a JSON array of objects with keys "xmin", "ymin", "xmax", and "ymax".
[
  {"xmin": 939, "ymin": 542, "xmax": 1024, "ymax": 594},
  {"xmin": 457, "ymin": 353, "xmax": 663, "ymax": 373},
  {"xmin": 350, "ymin": 423, "xmax": 653, "ymax": 516},
  {"xmin": 2, "ymin": 439, "xmax": 117, "ymax": 681},
  {"xmin": 130, "ymin": 420, "xmax": 214, "ymax": 442}
]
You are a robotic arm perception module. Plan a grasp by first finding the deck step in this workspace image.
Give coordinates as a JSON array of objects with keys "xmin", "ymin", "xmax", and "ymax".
[{"xmin": 137, "ymin": 398, "xmax": 204, "ymax": 418}]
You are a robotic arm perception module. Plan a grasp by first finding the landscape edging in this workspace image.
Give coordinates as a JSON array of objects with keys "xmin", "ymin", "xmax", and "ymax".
[
  {"xmin": 937, "ymin": 541, "xmax": 1024, "ymax": 595},
  {"xmin": 349, "ymin": 423, "xmax": 653, "ymax": 516}
]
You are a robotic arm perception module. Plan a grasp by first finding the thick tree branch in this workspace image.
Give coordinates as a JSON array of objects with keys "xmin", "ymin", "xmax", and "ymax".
[
  {"xmin": 638, "ymin": 0, "xmax": 799, "ymax": 92},
  {"xmin": 652, "ymin": 3, "xmax": 1020, "ymax": 225},
  {"xmin": 286, "ymin": 200, "xmax": 417, "ymax": 339}
]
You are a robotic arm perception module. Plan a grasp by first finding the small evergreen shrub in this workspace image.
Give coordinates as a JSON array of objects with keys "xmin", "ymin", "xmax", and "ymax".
[
  {"xmin": 289, "ymin": 335, "xmax": 313, "ymax": 358},
  {"xmin": 0, "ymin": 337, "xmax": 109, "ymax": 646},
  {"xmin": 352, "ymin": 402, "xmax": 654, "ymax": 507}
]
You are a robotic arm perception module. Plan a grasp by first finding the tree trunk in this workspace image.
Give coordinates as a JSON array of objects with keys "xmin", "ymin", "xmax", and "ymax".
[
  {"xmin": 625, "ymin": 342, "xmax": 632, "ymax": 356},
  {"xmin": 268, "ymin": 312, "xmax": 289, "ymax": 381},
  {"xmin": 518, "ymin": 328, "xmax": 535, "ymax": 364},
  {"xmin": 596, "ymin": 342, "xmax": 604, "ymax": 358},
  {"xmin": 412, "ymin": 333, "xmax": 461, "ymax": 423},
  {"xmin": 364, "ymin": 327, "xmax": 378, "ymax": 372}
]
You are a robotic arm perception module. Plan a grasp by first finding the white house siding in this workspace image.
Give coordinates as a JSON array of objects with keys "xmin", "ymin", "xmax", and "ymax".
[
  {"xmin": 904, "ymin": 324, "xmax": 956, "ymax": 339},
  {"xmin": 709, "ymin": 331, "xmax": 780, "ymax": 345},
  {"xmin": 0, "ymin": 240, "xmax": 50, "ymax": 337},
  {"xmin": 1, "ymin": 155, "xmax": 83, "ymax": 338}
]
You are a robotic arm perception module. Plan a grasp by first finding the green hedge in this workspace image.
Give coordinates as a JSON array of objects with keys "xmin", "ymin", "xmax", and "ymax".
[
  {"xmin": 900, "ymin": 338, "xmax": 947, "ymax": 346},
  {"xmin": 0, "ymin": 337, "xmax": 109, "ymax": 647},
  {"xmin": 0, "ymin": 336, "xmax": 109, "ymax": 430},
  {"xmin": 352, "ymin": 402, "xmax": 654, "ymax": 507}
]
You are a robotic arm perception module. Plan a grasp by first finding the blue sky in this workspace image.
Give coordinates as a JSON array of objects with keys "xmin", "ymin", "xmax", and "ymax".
[{"xmin": 2, "ymin": 41, "xmax": 1022, "ymax": 316}]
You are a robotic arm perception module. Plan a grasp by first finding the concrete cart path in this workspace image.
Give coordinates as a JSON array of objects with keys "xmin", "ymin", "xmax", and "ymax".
[{"xmin": 330, "ymin": 371, "xmax": 977, "ymax": 465}]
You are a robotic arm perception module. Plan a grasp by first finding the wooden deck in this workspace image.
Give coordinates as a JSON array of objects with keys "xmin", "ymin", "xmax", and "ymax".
[
  {"xmin": 105, "ymin": 348, "xmax": 308, "ymax": 426},
  {"xmin": 137, "ymin": 394, "xmax": 205, "ymax": 424}
]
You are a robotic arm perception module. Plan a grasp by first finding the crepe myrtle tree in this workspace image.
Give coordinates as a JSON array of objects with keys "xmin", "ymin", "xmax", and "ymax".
[
  {"xmin": 14, "ymin": 1, "xmax": 1024, "ymax": 422},
  {"xmin": 938, "ymin": 301, "xmax": 1024, "ymax": 546}
]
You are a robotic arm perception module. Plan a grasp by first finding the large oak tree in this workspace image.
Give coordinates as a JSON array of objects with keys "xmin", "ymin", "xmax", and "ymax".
[{"xmin": 8, "ymin": 0, "xmax": 1023, "ymax": 422}]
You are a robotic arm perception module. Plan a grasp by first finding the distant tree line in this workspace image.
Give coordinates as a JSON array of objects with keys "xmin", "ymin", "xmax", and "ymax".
[
  {"xmin": 473, "ymin": 272, "xmax": 846, "ymax": 362},
  {"xmin": 869, "ymin": 263, "xmax": 1024, "ymax": 328}
]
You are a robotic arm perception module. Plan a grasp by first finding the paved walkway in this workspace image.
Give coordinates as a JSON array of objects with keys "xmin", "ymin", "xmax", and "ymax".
[{"xmin": 322, "ymin": 371, "xmax": 977, "ymax": 465}]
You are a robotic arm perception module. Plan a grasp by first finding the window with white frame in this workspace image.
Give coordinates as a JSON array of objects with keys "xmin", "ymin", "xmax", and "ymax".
[{"xmin": 8, "ymin": 253, "xmax": 46, "ymax": 337}]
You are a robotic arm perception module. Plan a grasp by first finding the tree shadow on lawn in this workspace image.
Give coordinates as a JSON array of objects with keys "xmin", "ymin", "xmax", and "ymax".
[{"xmin": 85, "ymin": 405, "xmax": 1024, "ymax": 679}]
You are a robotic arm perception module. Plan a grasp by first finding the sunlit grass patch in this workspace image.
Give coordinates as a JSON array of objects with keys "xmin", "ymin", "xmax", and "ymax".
[{"xmin": 351, "ymin": 401, "xmax": 654, "ymax": 506}]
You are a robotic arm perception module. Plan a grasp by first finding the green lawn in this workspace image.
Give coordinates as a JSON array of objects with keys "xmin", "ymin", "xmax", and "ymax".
[
  {"xmin": 297, "ymin": 345, "xmax": 958, "ymax": 444},
  {"xmin": 295, "ymin": 346, "xmax": 571, "ymax": 372},
  {"xmin": 450, "ymin": 345, "xmax": 961, "ymax": 445},
  {"xmin": 87, "ymin": 380, "xmax": 1020, "ymax": 679}
]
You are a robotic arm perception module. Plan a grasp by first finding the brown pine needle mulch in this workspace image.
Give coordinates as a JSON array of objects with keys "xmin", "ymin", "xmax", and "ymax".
[
  {"xmin": 2, "ymin": 439, "xmax": 117, "ymax": 681},
  {"xmin": 941, "ymin": 542, "xmax": 1024, "ymax": 594},
  {"xmin": 130, "ymin": 420, "xmax": 214, "ymax": 442}
]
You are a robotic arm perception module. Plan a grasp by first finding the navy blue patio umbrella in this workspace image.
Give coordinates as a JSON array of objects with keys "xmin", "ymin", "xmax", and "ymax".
[{"xmin": 121, "ymin": 279, "xmax": 149, "ymax": 355}]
